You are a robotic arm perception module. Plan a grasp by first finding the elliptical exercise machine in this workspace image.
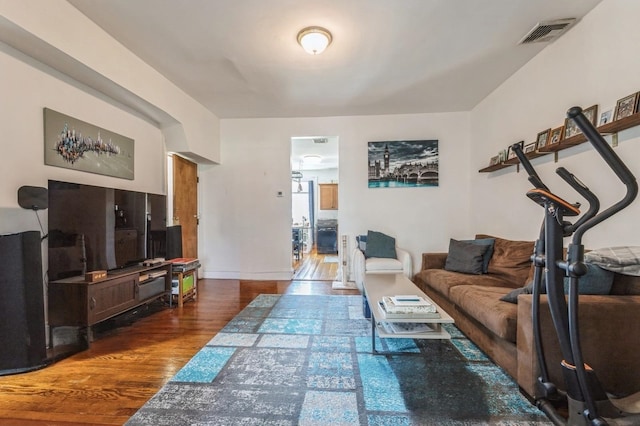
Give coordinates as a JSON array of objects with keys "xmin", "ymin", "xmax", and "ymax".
[{"xmin": 512, "ymin": 106, "xmax": 640, "ymax": 425}]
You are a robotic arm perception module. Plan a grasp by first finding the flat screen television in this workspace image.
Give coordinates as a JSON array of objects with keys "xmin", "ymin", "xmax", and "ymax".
[{"xmin": 48, "ymin": 180, "xmax": 167, "ymax": 281}]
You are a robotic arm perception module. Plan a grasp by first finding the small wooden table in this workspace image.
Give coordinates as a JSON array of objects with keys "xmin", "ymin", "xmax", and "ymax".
[
  {"xmin": 170, "ymin": 258, "xmax": 200, "ymax": 308},
  {"xmin": 363, "ymin": 273, "xmax": 454, "ymax": 354}
]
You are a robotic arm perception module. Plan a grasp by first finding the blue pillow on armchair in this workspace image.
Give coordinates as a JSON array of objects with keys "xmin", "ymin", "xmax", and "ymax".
[{"xmin": 364, "ymin": 231, "xmax": 396, "ymax": 259}]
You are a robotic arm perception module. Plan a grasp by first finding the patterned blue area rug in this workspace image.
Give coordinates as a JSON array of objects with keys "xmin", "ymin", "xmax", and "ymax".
[{"xmin": 126, "ymin": 294, "xmax": 551, "ymax": 425}]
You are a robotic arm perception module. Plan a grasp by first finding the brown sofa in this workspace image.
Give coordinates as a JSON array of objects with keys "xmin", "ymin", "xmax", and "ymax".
[{"xmin": 413, "ymin": 235, "xmax": 640, "ymax": 399}]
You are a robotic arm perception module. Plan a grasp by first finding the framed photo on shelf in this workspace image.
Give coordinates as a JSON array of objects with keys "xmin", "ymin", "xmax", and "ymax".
[
  {"xmin": 507, "ymin": 141, "xmax": 524, "ymax": 160},
  {"xmin": 536, "ymin": 128, "xmax": 551, "ymax": 149},
  {"xmin": 599, "ymin": 109, "xmax": 613, "ymax": 126},
  {"xmin": 524, "ymin": 142, "xmax": 536, "ymax": 154},
  {"xmin": 489, "ymin": 155, "xmax": 499, "ymax": 166},
  {"xmin": 614, "ymin": 92, "xmax": 639, "ymax": 121},
  {"xmin": 565, "ymin": 104, "xmax": 598, "ymax": 139},
  {"xmin": 563, "ymin": 116, "xmax": 579, "ymax": 139},
  {"xmin": 549, "ymin": 126, "xmax": 564, "ymax": 145},
  {"xmin": 583, "ymin": 104, "xmax": 598, "ymax": 126}
]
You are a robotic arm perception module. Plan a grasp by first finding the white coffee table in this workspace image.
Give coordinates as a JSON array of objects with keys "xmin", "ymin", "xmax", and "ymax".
[{"xmin": 363, "ymin": 273, "xmax": 454, "ymax": 354}]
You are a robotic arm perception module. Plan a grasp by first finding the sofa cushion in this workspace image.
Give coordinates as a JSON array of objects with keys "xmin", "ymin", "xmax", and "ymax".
[
  {"xmin": 416, "ymin": 269, "xmax": 514, "ymax": 299},
  {"xmin": 484, "ymin": 236, "xmax": 534, "ymax": 286},
  {"xmin": 365, "ymin": 230, "xmax": 396, "ymax": 259},
  {"xmin": 449, "ymin": 285, "xmax": 518, "ymax": 343},
  {"xmin": 445, "ymin": 239, "xmax": 490, "ymax": 275},
  {"xmin": 366, "ymin": 256, "xmax": 403, "ymax": 273},
  {"xmin": 464, "ymin": 238, "xmax": 495, "ymax": 273}
]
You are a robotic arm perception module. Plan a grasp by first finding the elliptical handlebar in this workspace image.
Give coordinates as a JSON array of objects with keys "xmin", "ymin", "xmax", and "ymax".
[
  {"xmin": 568, "ymin": 106, "xmax": 636, "ymax": 185},
  {"xmin": 567, "ymin": 106, "xmax": 638, "ymax": 243},
  {"xmin": 555, "ymin": 167, "xmax": 599, "ymax": 233},
  {"xmin": 511, "ymin": 142, "xmax": 549, "ymax": 191}
]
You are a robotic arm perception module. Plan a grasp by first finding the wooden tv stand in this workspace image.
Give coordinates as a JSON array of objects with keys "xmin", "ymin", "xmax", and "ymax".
[{"xmin": 48, "ymin": 262, "xmax": 172, "ymax": 344}]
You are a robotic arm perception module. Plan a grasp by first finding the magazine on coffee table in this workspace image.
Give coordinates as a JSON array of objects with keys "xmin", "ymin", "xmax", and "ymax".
[
  {"xmin": 378, "ymin": 301, "xmax": 440, "ymax": 319},
  {"xmin": 380, "ymin": 321, "xmax": 435, "ymax": 334}
]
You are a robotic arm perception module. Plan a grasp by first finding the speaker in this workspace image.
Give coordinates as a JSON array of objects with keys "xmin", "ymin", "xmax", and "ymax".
[
  {"xmin": 17, "ymin": 186, "xmax": 48, "ymax": 210},
  {"xmin": 165, "ymin": 225, "xmax": 183, "ymax": 260},
  {"xmin": 0, "ymin": 231, "xmax": 48, "ymax": 375}
]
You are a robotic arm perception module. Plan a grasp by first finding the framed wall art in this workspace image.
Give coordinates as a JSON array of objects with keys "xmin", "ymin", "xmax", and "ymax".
[
  {"xmin": 524, "ymin": 142, "xmax": 536, "ymax": 154},
  {"xmin": 614, "ymin": 92, "xmax": 639, "ymax": 121},
  {"xmin": 599, "ymin": 109, "xmax": 613, "ymax": 126},
  {"xmin": 44, "ymin": 108, "xmax": 135, "ymax": 180},
  {"xmin": 536, "ymin": 129, "xmax": 551, "ymax": 150},
  {"xmin": 367, "ymin": 139, "xmax": 438, "ymax": 188},
  {"xmin": 549, "ymin": 126, "xmax": 564, "ymax": 144},
  {"xmin": 564, "ymin": 105, "xmax": 598, "ymax": 139}
]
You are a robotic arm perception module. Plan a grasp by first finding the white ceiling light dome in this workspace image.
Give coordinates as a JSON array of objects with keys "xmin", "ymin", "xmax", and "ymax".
[{"xmin": 297, "ymin": 26, "xmax": 332, "ymax": 55}]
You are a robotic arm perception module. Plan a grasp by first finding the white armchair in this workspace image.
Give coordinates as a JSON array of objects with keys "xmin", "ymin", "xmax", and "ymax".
[{"xmin": 352, "ymin": 246, "xmax": 413, "ymax": 291}]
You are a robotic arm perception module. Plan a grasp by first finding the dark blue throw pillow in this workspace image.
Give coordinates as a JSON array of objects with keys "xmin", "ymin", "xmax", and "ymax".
[
  {"xmin": 461, "ymin": 238, "xmax": 495, "ymax": 273},
  {"xmin": 364, "ymin": 231, "xmax": 396, "ymax": 259},
  {"xmin": 445, "ymin": 238, "xmax": 490, "ymax": 275}
]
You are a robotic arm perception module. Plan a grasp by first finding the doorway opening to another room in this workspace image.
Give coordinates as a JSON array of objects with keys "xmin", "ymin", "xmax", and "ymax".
[{"xmin": 290, "ymin": 136, "xmax": 339, "ymax": 281}]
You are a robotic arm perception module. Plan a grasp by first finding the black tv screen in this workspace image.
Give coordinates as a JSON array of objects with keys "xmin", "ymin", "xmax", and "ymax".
[{"xmin": 48, "ymin": 180, "xmax": 166, "ymax": 280}]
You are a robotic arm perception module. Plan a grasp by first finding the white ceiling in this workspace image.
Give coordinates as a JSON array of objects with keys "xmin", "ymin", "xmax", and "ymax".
[{"xmin": 67, "ymin": 0, "xmax": 602, "ymax": 120}]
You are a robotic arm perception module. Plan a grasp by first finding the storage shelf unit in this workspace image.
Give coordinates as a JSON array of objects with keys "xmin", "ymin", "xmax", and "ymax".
[
  {"xmin": 48, "ymin": 262, "xmax": 172, "ymax": 344},
  {"xmin": 479, "ymin": 112, "xmax": 640, "ymax": 173}
]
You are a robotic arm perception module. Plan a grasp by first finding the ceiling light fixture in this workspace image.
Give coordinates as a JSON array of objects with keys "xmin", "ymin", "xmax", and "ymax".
[
  {"xmin": 303, "ymin": 154, "xmax": 322, "ymax": 164},
  {"xmin": 297, "ymin": 26, "xmax": 332, "ymax": 55}
]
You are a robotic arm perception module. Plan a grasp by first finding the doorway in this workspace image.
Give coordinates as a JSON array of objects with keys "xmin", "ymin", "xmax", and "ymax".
[{"xmin": 290, "ymin": 136, "xmax": 339, "ymax": 280}]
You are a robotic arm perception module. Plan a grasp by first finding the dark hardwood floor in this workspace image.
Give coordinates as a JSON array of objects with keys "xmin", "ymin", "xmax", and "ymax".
[{"xmin": 0, "ymin": 279, "xmax": 359, "ymax": 425}]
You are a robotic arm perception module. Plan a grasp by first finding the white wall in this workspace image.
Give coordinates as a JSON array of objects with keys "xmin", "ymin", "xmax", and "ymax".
[
  {"xmin": 200, "ymin": 113, "xmax": 471, "ymax": 279},
  {"xmin": 470, "ymin": 0, "xmax": 640, "ymax": 248},
  {"xmin": 0, "ymin": 45, "xmax": 166, "ymax": 237},
  {"xmin": 0, "ymin": 0, "xmax": 220, "ymax": 164}
]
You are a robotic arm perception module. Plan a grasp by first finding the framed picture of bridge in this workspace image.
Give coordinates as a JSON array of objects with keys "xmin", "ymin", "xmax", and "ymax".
[
  {"xmin": 367, "ymin": 139, "xmax": 439, "ymax": 188},
  {"xmin": 44, "ymin": 108, "xmax": 135, "ymax": 179}
]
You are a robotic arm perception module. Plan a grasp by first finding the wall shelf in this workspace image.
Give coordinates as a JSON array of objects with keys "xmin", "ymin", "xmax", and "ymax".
[{"xmin": 479, "ymin": 111, "xmax": 640, "ymax": 173}]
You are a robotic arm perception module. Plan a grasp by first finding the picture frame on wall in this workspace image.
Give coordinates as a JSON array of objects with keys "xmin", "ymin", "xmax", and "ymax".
[
  {"xmin": 367, "ymin": 139, "xmax": 439, "ymax": 188},
  {"xmin": 599, "ymin": 109, "xmax": 613, "ymax": 126},
  {"xmin": 565, "ymin": 104, "xmax": 598, "ymax": 139},
  {"xmin": 563, "ymin": 116, "xmax": 579, "ymax": 139},
  {"xmin": 524, "ymin": 142, "xmax": 536, "ymax": 154},
  {"xmin": 583, "ymin": 104, "xmax": 599, "ymax": 126},
  {"xmin": 549, "ymin": 126, "xmax": 564, "ymax": 145},
  {"xmin": 614, "ymin": 92, "xmax": 639, "ymax": 121},
  {"xmin": 43, "ymin": 108, "xmax": 135, "ymax": 180},
  {"xmin": 507, "ymin": 141, "xmax": 524, "ymax": 160},
  {"xmin": 536, "ymin": 128, "xmax": 551, "ymax": 150}
]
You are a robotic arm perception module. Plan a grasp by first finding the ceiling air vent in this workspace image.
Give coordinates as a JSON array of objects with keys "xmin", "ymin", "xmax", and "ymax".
[{"xmin": 519, "ymin": 18, "xmax": 576, "ymax": 44}]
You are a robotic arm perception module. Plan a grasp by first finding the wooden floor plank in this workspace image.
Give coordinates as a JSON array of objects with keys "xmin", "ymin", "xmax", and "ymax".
[{"xmin": 0, "ymin": 279, "xmax": 359, "ymax": 425}]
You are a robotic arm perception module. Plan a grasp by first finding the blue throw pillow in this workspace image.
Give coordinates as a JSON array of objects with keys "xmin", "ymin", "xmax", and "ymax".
[
  {"xmin": 461, "ymin": 238, "xmax": 495, "ymax": 273},
  {"xmin": 445, "ymin": 238, "xmax": 490, "ymax": 275},
  {"xmin": 364, "ymin": 231, "xmax": 396, "ymax": 259}
]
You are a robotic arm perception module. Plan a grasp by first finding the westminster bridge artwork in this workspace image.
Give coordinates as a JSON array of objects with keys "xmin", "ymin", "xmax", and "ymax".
[{"xmin": 367, "ymin": 139, "xmax": 439, "ymax": 188}]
